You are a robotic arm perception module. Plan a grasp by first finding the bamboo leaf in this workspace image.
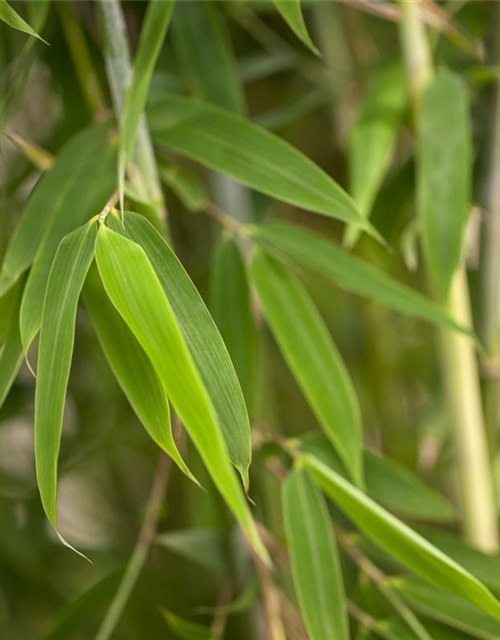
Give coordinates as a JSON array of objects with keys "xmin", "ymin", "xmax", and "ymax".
[
  {"xmin": 172, "ymin": 1, "xmax": 244, "ymax": 113},
  {"xmin": 301, "ymin": 433, "xmax": 456, "ymax": 523},
  {"xmin": 250, "ymin": 251, "xmax": 363, "ymax": 486},
  {"xmin": 283, "ymin": 466, "xmax": 349, "ymax": 640},
  {"xmin": 210, "ymin": 233, "xmax": 259, "ymax": 416},
  {"xmin": 34, "ymin": 222, "xmax": 98, "ymax": 550},
  {"xmin": 0, "ymin": 280, "xmax": 24, "ymax": 409},
  {"xmin": 394, "ymin": 576, "xmax": 500, "ymax": 639},
  {"xmin": 0, "ymin": 121, "xmax": 114, "ymax": 298},
  {"xmin": 273, "ymin": 0, "xmax": 319, "ymax": 56},
  {"xmin": 82, "ymin": 264, "xmax": 196, "ymax": 484},
  {"xmin": 94, "ymin": 225, "xmax": 266, "ymax": 561},
  {"xmin": 418, "ymin": 72, "xmax": 471, "ymax": 301},
  {"xmin": 248, "ymin": 221, "xmax": 472, "ymax": 337},
  {"xmin": 148, "ymin": 95, "xmax": 373, "ymax": 234},
  {"xmin": 0, "ymin": 0, "xmax": 47, "ymax": 43},
  {"xmin": 159, "ymin": 161, "xmax": 209, "ymax": 213},
  {"xmin": 345, "ymin": 64, "xmax": 406, "ymax": 247},
  {"xmin": 17, "ymin": 122, "xmax": 116, "ymax": 355},
  {"xmin": 161, "ymin": 610, "xmax": 211, "ymax": 640},
  {"xmin": 305, "ymin": 454, "xmax": 500, "ymax": 621},
  {"xmin": 119, "ymin": 0, "xmax": 174, "ymax": 206},
  {"xmin": 109, "ymin": 212, "xmax": 252, "ymax": 487}
]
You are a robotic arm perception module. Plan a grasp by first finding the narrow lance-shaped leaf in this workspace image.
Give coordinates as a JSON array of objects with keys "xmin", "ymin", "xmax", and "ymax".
[
  {"xmin": 250, "ymin": 250, "xmax": 363, "ymax": 486},
  {"xmin": 273, "ymin": 0, "xmax": 320, "ymax": 56},
  {"xmin": 0, "ymin": 280, "xmax": 24, "ymax": 409},
  {"xmin": 210, "ymin": 233, "xmax": 259, "ymax": 416},
  {"xmin": 0, "ymin": 121, "xmax": 113, "ymax": 298},
  {"xmin": 345, "ymin": 63, "xmax": 406, "ymax": 248},
  {"xmin": 0, "ymin": 0, "xmax": 47, "ymax": 42},
  {"xmin": 418, "ymin": 71, "xmax": 471, "ymax": 301},
  {"xmin": 283, "ymin": 467, "xmax": 349, "ymax": 640},
  {"xmin": 393, "ymin": 576, "xmax": 500, "ymax": 640},
  {"xmin": 305, "ymin": 454, "xmax": 500, "ymax": 621},
  {"xmin": 34, "ymin": 222, "xmax": 98, "ymax": 553},
  {"xmin": 300, "ymin": 433, "xmax": 456, "ymax": 523},
  {"xmin": 148, "ymin": 95, "xmax": 374, "ymax": 235},
  {"xmin": 82, "ymin": 265, "xmax": 196, "ymax": 484},
  {"xmin": 119, "ymin": 0, "xmax": 174, "ymax": 207},
  {"xmin": 109, "ymin": 212, "xmax": 252, "ymax": 487},
  {"xmin": 172, "ymin": 1, "xmax": 244, "ymax": 113},
  {"xmin": 248, "ymin": 221, "xmax": 472, "ymax": 337},
  {"xmin": 19, "ymin": 121, "xmax": 117, "ymax": 354},
  {"xmin": 95, "ymin": 225, "xmax": 267, "ymax": 561}
]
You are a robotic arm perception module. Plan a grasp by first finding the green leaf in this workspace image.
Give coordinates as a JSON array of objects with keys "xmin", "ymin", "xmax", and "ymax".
[
  {"xmin": 82, "ymin": 264, "xmax": 196, "ymax": 484},
  {"xmin": 172, "ymin": 1, "xmax": 244, "ymax": 113},
  {"xmin": 273, "ymin": 0, "xmax": 319, "ymax": 56},
  {"xmin": 248, "ymin": 221, "xmax": 472, "ymax": 337},
  {"xmin": 155, "ymin": 528, "xmax": 227, "ymax": 576},
  {"xmin": 394, "ymin": 576, "xmax": 500, "ymax": 639},
  {"xmin": 148, "ymin": 95, "xmax": 372, "ymax": 234},
  {"xmin": 0, "ymin": 0, "xmax": 47, "ymax": 43},
  {"xmin": 305, "ymin": 454, "xmax": 500, "ymax": 621},
  {"xmin": 418, "ymin": 72, "xmax": 471, "ymax": 301},
  {"xmin": 94, "ymin": 225, "xmax": 266, "ymax": 561},
  {"xmin": 0, "ymin": 280, "xmax": 24, "ymax": 409},
  {"xmin": 109, "ymin": 212, "xmax": 251, "ymax": 487},
  {"xmin": 210, "ymin": 233, "xmax": 259, "ymax": 416},
  {"xmin": 345, "ymin": 64, "xmax": 406, "ymax": 247},
  {"xmin": 34, "ymin": 222, "xmax": 98, "ymax": 550},
  {"xmin": 159, "ymin": 161, "xmax": 208, "ymax": 213},
  {"xmin": 301, "ymin": 433, "xmax": 456, "ymax": 523},
  {"xmin": 250, "ymin": 250, "xmax": 363, "ymax": 486},
  {"xmin": 19, "ymin": 121, "xmax": 117, "ymax": 354},
  {"xmin": 283, "ymin": 467, "xmax": 349, "ymax": 640},
  {"xmin": 161, "ymin": 610, "xmax": 211, "ymax": 640},
  {"xmin": 0, "ymin": 121, "xmax": 114, "ymax": 298},
  {"xmin": 119, "ymin": 0, "xmax": 174, "ymax": 205}
]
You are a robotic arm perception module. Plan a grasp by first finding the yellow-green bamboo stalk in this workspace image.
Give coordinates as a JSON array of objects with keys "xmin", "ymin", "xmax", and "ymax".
[{"xmin": 399, "ymin": 0, "xmax": 498, "ymax": 552}]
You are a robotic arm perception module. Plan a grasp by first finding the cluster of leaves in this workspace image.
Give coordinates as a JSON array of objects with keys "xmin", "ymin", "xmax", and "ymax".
[{"xmin": 2, "ymin": 1, "xmax": 500, "ymax": 640}]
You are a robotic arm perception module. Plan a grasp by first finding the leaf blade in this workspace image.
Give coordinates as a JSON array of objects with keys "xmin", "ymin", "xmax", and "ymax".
[
  {"xmin": 0, "ymin": 0, "xmax": 47, "ymax": 42},
  {"xmin": 283, "ymin": 467, "xmax": 349, "ymax": 640},
  {"xmin": 273, "ymin": 0, "xmax": 319, "ymax": 55}
]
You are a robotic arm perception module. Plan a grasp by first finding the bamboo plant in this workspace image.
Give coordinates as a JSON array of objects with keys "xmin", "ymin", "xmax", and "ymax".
[{"xmin": 1, "ymin": 1, "xmax": 500, "ymax": 639}]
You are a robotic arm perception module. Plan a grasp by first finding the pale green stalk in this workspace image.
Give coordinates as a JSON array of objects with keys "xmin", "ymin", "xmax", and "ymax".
[
  {"xmin": 96, "ymin": 0, "xmax": 165, "ymax": 224},
  {"xmin": 399, "ymin": 0, "xmax": 498, "ymax": 552}
]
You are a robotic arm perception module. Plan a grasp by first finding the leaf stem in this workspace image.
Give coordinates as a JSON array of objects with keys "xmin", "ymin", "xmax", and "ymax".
[
  {"xmin": 95, "ymin": 0, "xmax": 166, "ymax": 226},
  {"xmin": 94, "ymin": 453, "xmax": 171, "ymax": 640}
]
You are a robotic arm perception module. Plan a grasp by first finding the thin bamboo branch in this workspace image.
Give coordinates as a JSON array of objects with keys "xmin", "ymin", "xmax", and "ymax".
[
  {"xmin": 399, "ymin": 0, "xmax": 498, "ymax": 552},
  {"xmin": 94, "ymin": 453, "xmax": 171, "ymax": 640}
]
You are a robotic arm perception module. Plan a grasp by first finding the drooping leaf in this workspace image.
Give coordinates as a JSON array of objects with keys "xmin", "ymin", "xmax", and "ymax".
[
  {"xmin": 210, "ymin": 233, "xmax": 259, "ymax": 415},
  {"xmin": 300, "ymin": 433, "xmax": 456, "ymax": 523},
  {"xmin": 345, "ymin": 63, "xmax": 406, "ymax": 247},
  {"xmin": 250, "ymin": 250, "xmax": 363, "ymax": 486},
  {"xmin": 248, "ymin": 221, "xmax": 472, "ymax": 337},
  {"xmin": 273, "ymin": 0, "xmax": 319, "ymax": 56},
  {"xmin": 0, "ymin": 0, "xmax": 47, "ymax": 42},
  {"xmin": 172, "ymin": 1, "xmax": 244, "ymax": 113},
  {"xmin": 34, "ymin": 222, "xmax": 97, "ymax": 546},
  {"xmin": 161, "ymin": 610, "xmax": 211, "ymax": 640},
  {"xmin": 82, "ymin": 264, "xmax": 196, "ymax": 484},
  {"xmin": 19, "ymin": 122, "xmax": 117, "ymax": 353},
  {"xmin": 394, "ymin": 576, "xmax": 500, "ymax": 639},
  {"xmin": 155, "ymin": 528, "xmax": 227, "ymax": 576},
  {"xmin": 109, "ymin": 212, "xmax": 252, "ymax": 487},
  {"xmin": 119, "ymin": 0, "xmax": 174, "ymax": 206},
  {"xmin": 283, "ymin": 466, "xmax": 349, "ymax": 640},
  {"xmin": 0, "ymin": 121, "xmax": 114, "ymax": 298},
  {"xmin": 418, "ymin": 72, "xmax": 471, "ymax": 301},
  {"xmin": 148, "ymin": 95, "xmax": 373, "ymax": 234},
  {"xmin": 95, "ymin": 225, "xmax": 266, "ymax": 561},
  {"xmin": 305, "ymin": 454, "xmax": 500, "ymax": 621}
]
